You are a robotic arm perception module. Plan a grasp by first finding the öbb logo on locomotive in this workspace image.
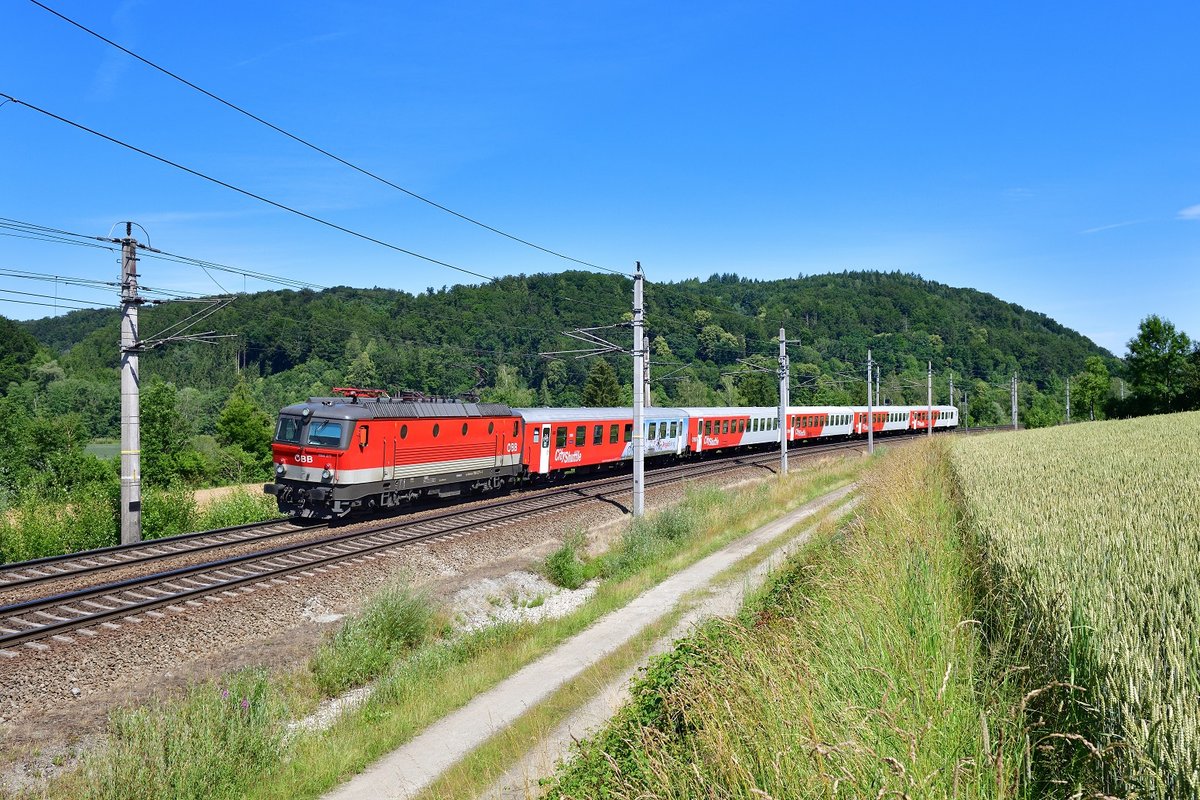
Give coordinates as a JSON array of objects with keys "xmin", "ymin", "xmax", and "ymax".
[{"xmin": 264, "ymin": 388, "xmax": 958, "ymax": 519}]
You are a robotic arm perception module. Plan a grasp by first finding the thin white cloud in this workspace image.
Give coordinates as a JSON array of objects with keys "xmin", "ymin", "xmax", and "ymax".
[
  {"xmin": 1080, "ymin": 219, "xmax": 1150, "ymax": 235},
  {"xmin": 1178, "ymin": 204, "xmax": 1200, "ymax": 221},
  {"xmin": 235, "ymin": 32, "xmax": 348, "ymax": 68}
]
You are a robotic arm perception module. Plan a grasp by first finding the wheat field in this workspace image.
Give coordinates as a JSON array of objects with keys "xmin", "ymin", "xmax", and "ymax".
[{"xmin": 952, "ymin": 412, "xmax": 1200, "ymax": 797}]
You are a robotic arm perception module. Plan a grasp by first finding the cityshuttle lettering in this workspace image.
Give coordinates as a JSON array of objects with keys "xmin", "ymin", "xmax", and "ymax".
[
  {"xmin": 703, "ymin": 436, "xmax": 721, "ymax": 446},
  {"xmin": 554, "ymin": 448, "xmax": 583, "ymax": 464}
]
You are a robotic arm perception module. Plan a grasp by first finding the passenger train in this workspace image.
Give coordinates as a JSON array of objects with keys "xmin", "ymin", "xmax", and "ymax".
[{"xmin": 265, "ymin": 388, "xmax": 958, "ymax": 518}]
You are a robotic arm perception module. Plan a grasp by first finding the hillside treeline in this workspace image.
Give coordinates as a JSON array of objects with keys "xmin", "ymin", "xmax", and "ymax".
[{"xmin": 2, "ymin": 270, "xmax": 1198, "ymax": 498}]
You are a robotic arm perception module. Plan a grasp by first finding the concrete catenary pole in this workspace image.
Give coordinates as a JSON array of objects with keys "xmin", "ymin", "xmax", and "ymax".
[
  {"xmin": 866, "ymin": 348, "xmax": 874, "ymax": 455},
  {"xmin": 778, "ymin": 327, "xmax": 789, "ymax": 475},
  {"xmin": 927, "ymin": 361, "xmax": 933, "ymax": 437},
  {"xmin": 643, "ymin": 339, "xmax": 652, "ymax": 408},
  {"xmin": 119, "ymin": 225, "xmax": 143, "ymax": 544},
  {"xmin": 632, "ymin": 263, "xmax": 645, "ymax": 517},
  {"xmin": 1012, "ymin": 374, "xmax": 1019, "ymax": 430},
  {"xmin": 875, "ymin": 365, "xmax": 881, "ymax": 407}
]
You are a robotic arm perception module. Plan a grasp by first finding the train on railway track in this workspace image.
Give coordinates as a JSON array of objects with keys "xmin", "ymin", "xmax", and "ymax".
[{"xmin": 264, "ymin": 387, "xmax": 958, "ymax": 518}]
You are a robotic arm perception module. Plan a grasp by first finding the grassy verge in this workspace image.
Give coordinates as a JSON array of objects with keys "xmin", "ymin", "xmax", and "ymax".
[
  {"xmin": 47, "ymin": 455, "xmax": 861, "ymax": 800},
  {"xmin": 0, "ymin": 486, "xmax": 282, "ymax": 564},
  {"xmin": 544, "ymin": 439, "xmax": 1026, "ymax": 799}
]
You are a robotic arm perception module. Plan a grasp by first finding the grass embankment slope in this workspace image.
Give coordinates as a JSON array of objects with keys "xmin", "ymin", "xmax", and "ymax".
[
  {"xmin": 549, "ymin": 416, "xmax": 1199, "ymax": 799},
  {"xmin": 953, "ymin": 412, "xmax": 1200, "ymax": 798},
  {"xmin": 547, "ymin": 440, "xmax": 1016, "ymax": 799}
]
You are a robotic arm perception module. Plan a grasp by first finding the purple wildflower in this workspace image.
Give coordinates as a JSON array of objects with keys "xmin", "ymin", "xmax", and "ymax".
[
  {"xmin": 221, "ymin": 688, "xmax": 230, "ymax": 700},
  {"xmin": 240, "ymin": 697, "xmax": 250, "ymax": 710}
]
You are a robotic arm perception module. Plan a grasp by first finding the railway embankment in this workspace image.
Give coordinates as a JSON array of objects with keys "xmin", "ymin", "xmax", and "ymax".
[{"xmin": 2, "ymin": 450, "xmax": 862, "ymax": 798}]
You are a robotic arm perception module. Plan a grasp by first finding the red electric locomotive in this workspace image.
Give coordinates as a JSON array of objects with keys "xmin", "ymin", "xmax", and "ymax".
[{"xmin": 265, "ymin": 389, "xmax": 523, "ymax": 518}]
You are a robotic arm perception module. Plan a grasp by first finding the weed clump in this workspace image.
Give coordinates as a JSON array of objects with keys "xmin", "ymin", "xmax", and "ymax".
[
  {"xmin": 311, "ymin": 583, "xmax": 436, "ymax": 696},
  {"xmin": 542, "ymin": 531, "xmax": 588, "ymax": 589},
  {"xmin": 81, "ymin": 668, "xmax": 287, "ymax": 800}
]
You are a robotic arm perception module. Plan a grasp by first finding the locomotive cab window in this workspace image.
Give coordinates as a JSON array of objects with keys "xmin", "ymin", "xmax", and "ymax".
[
  {"xmin": 306, "ymin": 420, "xmax": 344, "ymax": 448},
  {"xmin": 275, "ymin": 416, "xmax": 303, "ymax": 444},
  {"xmin": 513, "ymin": 421, "xmax": 520, "ymax": 437}
]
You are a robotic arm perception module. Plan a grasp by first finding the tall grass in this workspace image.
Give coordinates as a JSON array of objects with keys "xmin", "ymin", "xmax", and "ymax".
[
  {"xmin": 310, "ymin": 583, "xmax": 437, "ymax": 696},
  {"xmin": 546, "ymin": 440, "xmax": 1024, "ymax": 799},
  {"xmin": 953, "ymin": 412, "xmax": 1200, "ymax": 798},
  {"xmin": 79, "ymin": 668, "xmax": 288, "ymax": 800},
  {"xmin": 0, "ymin": 486, "xmax": 283, "ymax": 564},
  {"xmin": 0, "ymin": 485, "xmax": 117, "ymax": 563}
]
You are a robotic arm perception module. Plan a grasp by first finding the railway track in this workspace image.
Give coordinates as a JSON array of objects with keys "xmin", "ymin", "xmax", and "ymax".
[{"xmin": 0, "ymin": 429, "xmax": 974, "ymax": 653}]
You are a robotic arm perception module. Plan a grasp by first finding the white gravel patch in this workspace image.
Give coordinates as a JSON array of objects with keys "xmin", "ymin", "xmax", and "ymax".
[
  {"xmin": 287, "ymin": 685, "xmax": 373, "ymax": 737},
  {"xmin": 451, "ymin": 571, "xmax": 597, "ymax": 632}
]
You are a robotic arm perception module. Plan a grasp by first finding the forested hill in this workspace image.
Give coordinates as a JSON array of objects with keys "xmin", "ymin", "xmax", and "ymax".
[{"xmin": 12, "ymin": 270, "xmax": 1115, "ymax": 433}]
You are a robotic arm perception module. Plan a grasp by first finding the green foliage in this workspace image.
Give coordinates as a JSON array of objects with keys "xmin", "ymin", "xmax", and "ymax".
[
  {"xmin": 1073, "ymin": 355, "xmax": 1110, "ymax": 421},
  {"xmin": 1126, "ymin": 314, "xmax": 1192, "ymax": 415},
  {"xmin": 197, "ymin": 490, "xmax": 282, "ymax": 530},
  {"xmin": 216, "ymin": 377, "xmax": 273, "ymax": 466},
  {"xmin": 311, "ymin": 583, "xmax": 436, "ymax": 696},
  {"xmin": 542, "ymin": 531, "xmax": 588, "ymax": 589},
  {"xmin": 0, "ymin": 485, "xmax": 117, "ymax": 563},
  {"xmin": 81, "ymin": 668, "xmax": 288, "ymax": 800},
  {"xmin": 581, "ymin": 358, "xmax": 621, "ymax": 407},
  {"xmin": 0, "ymin": 314, "xmax": 39, "ymax": 392}
]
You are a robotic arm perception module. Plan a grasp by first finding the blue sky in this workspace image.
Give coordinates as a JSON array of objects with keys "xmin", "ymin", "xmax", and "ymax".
[{"xmin": 1, "ymin": 1, "xmax": 1197, "ymax": 354}]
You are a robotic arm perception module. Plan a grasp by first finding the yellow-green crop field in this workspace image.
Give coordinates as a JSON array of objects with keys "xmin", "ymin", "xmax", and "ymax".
[{"xmin": 952, "ymin": 412, "xmax": 1200, "ymax": 798}]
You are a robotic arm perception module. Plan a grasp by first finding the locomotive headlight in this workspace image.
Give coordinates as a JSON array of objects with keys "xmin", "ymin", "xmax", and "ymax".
[
  {"xmin": 275, "ymin": 463, "xmax": 285, "ymax": 475},
  {"xmin": 321, "ymin": 467, "xmax": 332, "ymax": 480}
]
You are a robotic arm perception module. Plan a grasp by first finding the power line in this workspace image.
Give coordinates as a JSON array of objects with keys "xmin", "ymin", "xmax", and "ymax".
[
  {"xmin": 28, "ymin": 0, "xmax": 623, "ymax": 276},
  {"xmin": 0, "ymin": 92, "xmax": 499, "ymax": 284}
]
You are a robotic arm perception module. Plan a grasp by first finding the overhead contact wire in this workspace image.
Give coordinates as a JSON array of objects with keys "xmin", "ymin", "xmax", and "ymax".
[
  {"xmin": 29, "ymin": 0, "xmax": 623, "ymax": 276},
  {"xmin": 0, "ymin": 93, "xmax": 498, "ymax": 284}
]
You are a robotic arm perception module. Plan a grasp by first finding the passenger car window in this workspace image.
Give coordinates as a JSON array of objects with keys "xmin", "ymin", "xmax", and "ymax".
[
  {"xmin": 593, "ymin": 424, "xmax": 603, "ymax": 445},
  {"xmin": 609, "ymin": 424, "xmax": 619, "ymax": 443},
  {"xmin": 624, "ymin": 423, "xmax": 632, "ymax": 442},
  {"xmin": 575, "ymin": 425, "xmax": 586, "ymax": 446},
  {"xmin": 557, "ymin": 427, "xmax": 568, "ymax": 448},
  {"xmin": 648, "ymin": 422, "xmax": 657, "ymax": 439}
]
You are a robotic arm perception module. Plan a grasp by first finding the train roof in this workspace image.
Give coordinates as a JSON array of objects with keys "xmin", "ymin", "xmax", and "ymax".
[
  {"xmin": 281, "ymin": 397, "xmax": 515, "ymax": 421},
  {"xmin": 515, "ymin": 407, "xmax": 687, "ymax": 423},
  {"xmin": 675, "ymin": 406, "xmax": 781, "ymax": 417}
]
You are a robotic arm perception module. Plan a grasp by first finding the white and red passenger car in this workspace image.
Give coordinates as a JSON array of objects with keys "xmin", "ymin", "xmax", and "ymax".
[{"xmin": 265, "ymin": 390, "xmax": 958, "ymax": 518}]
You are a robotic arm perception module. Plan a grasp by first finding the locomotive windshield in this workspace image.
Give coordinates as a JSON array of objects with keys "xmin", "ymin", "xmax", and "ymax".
[
  {"xmin": 275, "ymin": 416, "xmax": 303, "ymax": 444},
  {"xmin": 306, "ymin": 420, "xmax": 345, "ymax": 448}
]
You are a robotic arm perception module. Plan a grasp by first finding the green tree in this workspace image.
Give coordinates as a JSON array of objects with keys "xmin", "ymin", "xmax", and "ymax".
[
  {"xmin": 582, "ymin": 359, "xmax": 621, "ymax": 407},
  {"xmin": 0, "ymin": 315, "xmax": 38, "ymax": 393},
  {"xmin": 216, "ymin": 378, "xmax": 274, "ymax": 465},
  {"xmin": 480, "ymin": 364, "xmax": 537, "ymax": 407},
  {"xmin": 1073, "ymin": 356, "xmax": 1110, "ymax": 421},
  {"xmin": 1126, "ymin": 315, "xmax": 1191, "ymax": 415}
]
